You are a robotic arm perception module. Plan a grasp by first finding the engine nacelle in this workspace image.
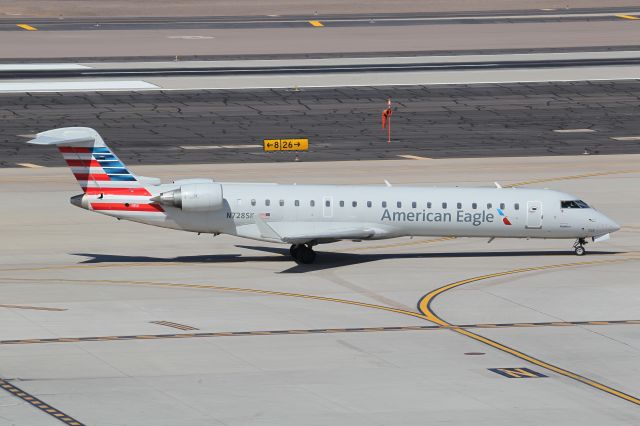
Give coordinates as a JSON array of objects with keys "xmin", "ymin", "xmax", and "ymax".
[{"xmin": 156, "ymin": 183, "xmax": 224, "ymax": 212}]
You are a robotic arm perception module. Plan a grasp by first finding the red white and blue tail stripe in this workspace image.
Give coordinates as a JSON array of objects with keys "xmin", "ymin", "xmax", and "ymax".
[{"xmin": 28, "ymin": 127, "xmax": 163, "ymax": 213}]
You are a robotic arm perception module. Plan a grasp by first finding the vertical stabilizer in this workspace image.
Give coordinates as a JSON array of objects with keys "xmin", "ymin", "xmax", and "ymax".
[{"xmin": 28, "ymin": 127, "xmax": 150, "ymax": 196}]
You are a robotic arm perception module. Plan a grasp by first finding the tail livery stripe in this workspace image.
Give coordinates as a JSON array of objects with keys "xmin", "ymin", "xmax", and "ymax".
[
  {"xmin": 91, "ymin": 202, "xmax": 164, "ymax": 212},
  {"xmin": 73, "ymin": 173, "xmax": 111, "ymax": 181},
  {"xmin": 66, "ymin": 159, "xmax": 102, "ymax": 167},
  {"xmin": 84, "ymin": 187, "xmax": 151, "ymax": 196},
  {"xmin": 56, "ymin": 140, "xmax": 143, "ymax": 192}
]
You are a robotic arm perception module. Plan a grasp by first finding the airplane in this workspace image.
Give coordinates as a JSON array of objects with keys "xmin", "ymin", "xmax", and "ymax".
[{"xmin": 29, "ymin": 127, "xmax": 620, "ymax": 264}]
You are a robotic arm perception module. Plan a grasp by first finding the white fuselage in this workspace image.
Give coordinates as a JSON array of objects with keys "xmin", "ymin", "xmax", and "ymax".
[{"xmin": 81, "ymin": 183, "xmax": 620, "ymax": 243}]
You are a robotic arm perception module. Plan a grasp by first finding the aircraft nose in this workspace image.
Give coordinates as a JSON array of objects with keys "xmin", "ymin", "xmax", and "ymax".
[{"xmin": 600, "ymin": 214, "xmax": 620, "ymax": 233}]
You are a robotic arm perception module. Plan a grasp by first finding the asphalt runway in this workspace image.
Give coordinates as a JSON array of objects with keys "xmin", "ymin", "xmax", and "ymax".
[
  {"xmin": 2, "ymin": 8, "xmax": 639, "ymax": 31},
  {"xmin": 2, "ymin": 19, "xmax": 640, "ymax": 60},
  {"xmin": 1, "ymin": 155, "xmax": 638, "ymax": 425},
  {"xmin": 2, "ymin": 1, "xmax": 636, "ymax": 19},
  {"xmin": 4, "ymin": 80, "xmax": 640, "ymax": 168}
]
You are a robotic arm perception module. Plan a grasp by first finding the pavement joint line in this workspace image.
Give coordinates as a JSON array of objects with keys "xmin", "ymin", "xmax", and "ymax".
[
  {"xmin": 15, "ymin": 23, "xmax": 37, "ymax": 31},
  {"xmin": 0, "ymin": 378, "xmax": 85, "ymax": 425},
  {"xmin": 0, "ymin": 304, "xmax": 66, "ymax": 311},
  {"xmin": 1, "ymin": 320, "xmax": 638, "ymax": 346},
  {"xmin": 417, "ymin": 257, "xmax": 640, "ymax": 406}
]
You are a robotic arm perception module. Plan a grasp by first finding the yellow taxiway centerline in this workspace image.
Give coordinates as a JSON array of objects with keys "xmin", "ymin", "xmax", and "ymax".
[{"xmin": 417, "ymin": 257, "xmax": 640, "ymax": 406}]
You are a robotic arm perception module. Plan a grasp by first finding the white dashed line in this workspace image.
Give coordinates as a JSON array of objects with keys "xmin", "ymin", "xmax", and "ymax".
[
  {"xmin": 610, "ymin": 136, "xmax": 640, "ymax": 141},
  {"xmin": 553, "ymin": 129, "xmax": 595, "ymax": 133}
]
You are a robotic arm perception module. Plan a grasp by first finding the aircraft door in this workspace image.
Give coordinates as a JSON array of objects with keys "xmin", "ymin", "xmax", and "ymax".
[
  {"xmin": 526, "ymin": 201, "xmax": 542, "ymax": 229},
  {"xmin": 322, "ymin": 196, "xmax": 333, "ymax": 218}
]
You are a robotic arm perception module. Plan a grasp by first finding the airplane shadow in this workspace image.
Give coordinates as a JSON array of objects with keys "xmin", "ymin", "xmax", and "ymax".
[{"xmin": 72, "ymin": 247, "xmax": 624, "ymax": 274}]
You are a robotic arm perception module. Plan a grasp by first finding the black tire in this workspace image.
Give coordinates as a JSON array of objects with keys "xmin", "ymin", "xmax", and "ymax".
[
  {"xmin": 299, "ymin": 246, "xmax": 317, "ymax": 264},
  {"xmin": 574, "ymin": 246, "xmax": 586, "ymax": 256}
]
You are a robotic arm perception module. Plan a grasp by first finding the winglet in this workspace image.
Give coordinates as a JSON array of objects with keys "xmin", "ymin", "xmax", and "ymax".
[{"xmin": 254, "ymin": 215, "xmax": 283, "ymax": 241}]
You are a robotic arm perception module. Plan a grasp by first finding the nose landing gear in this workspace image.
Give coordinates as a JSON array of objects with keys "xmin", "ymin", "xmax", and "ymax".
[
  {"xmin": 290, "ymin": 244, "xmax": 317, "ymax": 264},
  {"xmin": 573, "ymin": 238, "xmax": 587, "ymax": 256}
]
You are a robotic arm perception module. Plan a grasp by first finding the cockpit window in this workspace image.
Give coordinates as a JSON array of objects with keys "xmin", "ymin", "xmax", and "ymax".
[{"xmin": 561, "ymin": 200, "xmax": 589, "ymax": 209}]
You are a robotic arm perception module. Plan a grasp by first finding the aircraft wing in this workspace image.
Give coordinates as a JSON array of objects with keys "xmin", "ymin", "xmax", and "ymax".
[{"xmin": 253, "ymin": 218, "xmax": 390, "ymax": 244}]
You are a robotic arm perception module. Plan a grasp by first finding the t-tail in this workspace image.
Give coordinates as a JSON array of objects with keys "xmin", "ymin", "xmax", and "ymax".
[{"xmin": 27, "ymin": 127, "xmax": 163, "ymax": 214}]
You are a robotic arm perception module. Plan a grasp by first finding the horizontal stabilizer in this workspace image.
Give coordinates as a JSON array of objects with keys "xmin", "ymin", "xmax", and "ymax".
[{"xmin": 27, "ymin": 127, "xmax": 106, "ymax": 147}]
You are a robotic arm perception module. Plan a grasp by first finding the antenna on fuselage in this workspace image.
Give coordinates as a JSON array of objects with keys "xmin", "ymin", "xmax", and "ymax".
[
  {"xmin": 384, "ymin": 180, "xmax": 392, "ymax": 187},
  {"xmin": 494, "ymin": 182, "xmax": 502, "ymax": 189}
]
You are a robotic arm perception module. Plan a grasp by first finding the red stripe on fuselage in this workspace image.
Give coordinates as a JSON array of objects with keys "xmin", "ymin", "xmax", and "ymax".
[
  {"xmin": 84, "ymin": 187, "xmax": 151, "ymax": 196},
  {"xmin": 73, "ymin": 173, "xmax": 110, "ymax": 181},
  {"xmin": 66, "ymin": 159, "xmax": 101, "ymax": 167},
  {"xmin": 58, "ymin": 147, "xmax": 91, "ymax": 153},
  {"xmin": 91, "ymin": 202, "xmax": 164, "ymax": 212}
]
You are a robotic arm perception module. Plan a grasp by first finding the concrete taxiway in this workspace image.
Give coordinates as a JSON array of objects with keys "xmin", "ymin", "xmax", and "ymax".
[{"xmin": 0, "ymin": 154, "xmax": 639, "ymax": 425}]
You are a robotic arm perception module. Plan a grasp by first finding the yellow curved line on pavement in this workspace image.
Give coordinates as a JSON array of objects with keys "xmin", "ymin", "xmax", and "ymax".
[
  {"xmin": 506, "ymin": 169, "xmax": 640, "ymax": 188},
  {"xmin": 0, "ymin": 276, "xmax": 428, "ymax": 321},
  {"xmin": 417, "ymin": 257, "xmax": 640, "ymax": 406}
]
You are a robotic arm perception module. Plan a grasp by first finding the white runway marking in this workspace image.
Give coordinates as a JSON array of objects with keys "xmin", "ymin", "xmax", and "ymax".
[
  {"xmin": 553, "ymin": 129, "xmax": 596, "ymax": 133},
  {"xmin": 611, "ymin": 136, "xmax": 640, "ymax": 141},
  {"xmin": 0, "ymin": 64, "xmax": 91, "ymax": 71},
  {"xmin": 15, "ymin": 163, "xmax": 44, "ymax": 168},
  {"xmin": 0, "ymin": 80, "xmax": 159, "ymax": 93}
]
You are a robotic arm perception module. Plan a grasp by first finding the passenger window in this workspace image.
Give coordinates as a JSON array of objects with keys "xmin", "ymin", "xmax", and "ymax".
[
  {"xmin": 295, "ymin": 200, "xmax": 299, "ymax": 207},
  {"xmin": 487, "ymin": 203, "xmax": 492, "ymax": 209},
  {"xmin": 472, "ymin": 203, "xmax": 477, "ymax": 209},
  {"xmin": 352, "ymin": 201, "xmax": 358, "ymax": 207},
  {"xmin": 279, "ymin": 199, "xmax": 284, "ymax": 207},
  {"xmin": 514, "ymin": 203, "xmax": 519, "ymax": 210},
  {"xmin": 500, "ymin": 203, "xmax": 505, "ymax": 210},
  {"xmin": 251, "ymin": 199, "xmax": 256, "ymax": 206},
  {"xmin": 367, "ymin": 201, "xmax": 372, "ymax": 208},
  {"xmin": 382, "ymin": 201, "xmax": 387, "ymax": 208},
  {"xmin": 427, "ymin": 202, "xmax": 432, "ymax": 209},
  {"xmin": 457, "ymin": 202, "xmax": 462, "ymax": 209},
  {"xmin": 340, "ymin": 201, "xmax": 345, "ymax": 207},
  {"xmin": 325, "ymin": 200, "xmax": 330, "ymax": 207},
  {"xmin": 442, "ymin": 202, "xmax": 447, "ymax": 209},
  {"xmin": 397, "ymin": 201, "xmax": 402, "ymax": 208},
  {"xmin": 310, "ymin": 200, "xmax": 315, "ymax": 207},
  {"xmin": 412, "ymin": 201, "xmax": 417, "ymax": 208},
  {"xmin": 265, "ymin": 199, "xmax": 270, "ymax": 206}
]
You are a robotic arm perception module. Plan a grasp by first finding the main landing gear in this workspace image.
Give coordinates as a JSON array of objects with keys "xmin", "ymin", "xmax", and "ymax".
[
  {"xmin": 573, "ymin": 238, "xmax": 587, "ymax": 256},
  {"xmin": 290, "ymin": 244, "xmax": 316, "ymax": 264}
]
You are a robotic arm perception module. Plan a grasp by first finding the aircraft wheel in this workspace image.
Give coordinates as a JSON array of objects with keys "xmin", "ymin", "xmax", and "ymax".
[
  {"xmin": 574, "ymin": 245, "xmax": 586, "ymax": 256},
  {"xmin": 299, "ymin": 246, "xmax": 316, "ymax": 264},
  {"xmin": 290, "ymin": 244, "xmax": 300, "ymax": 257}
]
